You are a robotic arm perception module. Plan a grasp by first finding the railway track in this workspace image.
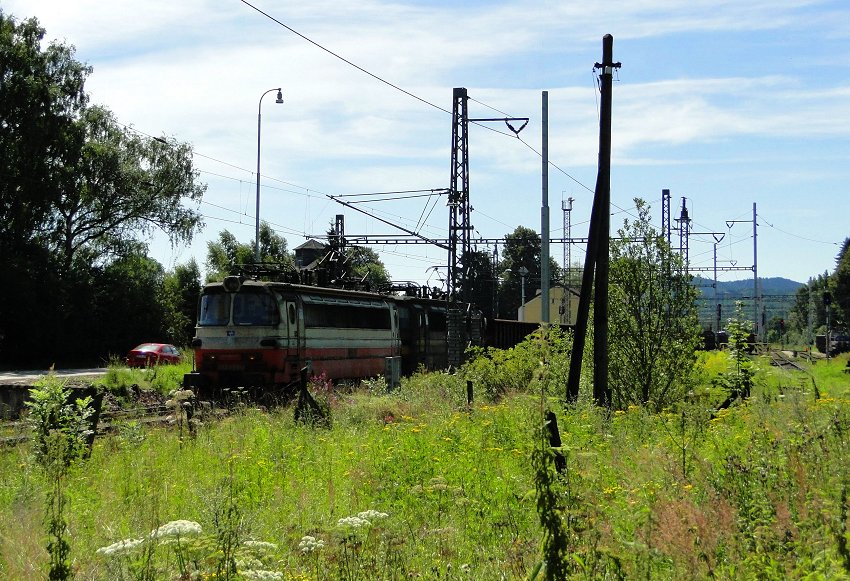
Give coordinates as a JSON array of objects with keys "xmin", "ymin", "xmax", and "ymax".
[
  {"xmin": 1, "ymin": 402, "xmax": 178, "ymax": 447},
  {"xmin": 768, "ymin": 350, "xmax": 810, "ymax": 372}
]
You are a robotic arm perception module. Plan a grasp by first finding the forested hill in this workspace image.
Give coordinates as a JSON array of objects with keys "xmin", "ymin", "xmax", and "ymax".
[
  {"xmin": 692, "ymin": 276, "xmax": 803, "ymax": 328},
  {"xmin": 693, "ymin": 276, "xmax": 804, "ymax": 298}
]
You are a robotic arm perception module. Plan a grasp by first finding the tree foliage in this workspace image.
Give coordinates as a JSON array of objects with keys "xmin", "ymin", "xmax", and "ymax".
[
  {"xmin": 206, "ymin": 223, "xmax": 294, "ymax": 281},
  {"xmin": 160, "ymin": 259, "xmax": 202, "ymax": 345},
  {"xmin": 50, "ymin": 106, "xmax": 205, "ymax": 271},
  {"xmin": 0, "ymin": 11, "xmax": 90, "ymax": 250},
  {"xmin": 608, "ymin": 199, "xmax": 701, "ymax": 410},
  {"xmin": 833, "ymin": 237, "xmax": 850, "ymax": 328},
  {"xmin": 0, "ymin": 12, "xmax": 206, "ymax": 366},
  {"xmin": 459, "ymin": 249, "xmax": 496, "ymax": 317},
  {"xmin": 789, "ymin": 272, "xmax": 832, "ymax": 339},
  {"xmin": 497, "ymin": 226, "xmax": 562, "ymax": 319},
  {"xmin": 343, "ymin": 246, "xmax": 390, "ymax": 289}
]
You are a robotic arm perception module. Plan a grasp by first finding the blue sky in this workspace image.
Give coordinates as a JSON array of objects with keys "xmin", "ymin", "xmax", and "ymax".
[{"xmin": 6, "ymin": 0, "xmax": 849, "ymax": 288}]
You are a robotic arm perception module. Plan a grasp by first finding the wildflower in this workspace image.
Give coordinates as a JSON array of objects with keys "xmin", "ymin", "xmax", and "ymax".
[
  {"xmin": 358, "ymin": 510, "xmax": 389, "ymax": 521},
  {"xmin": 237, "ymin": 557, "xmax": 265, "ymax": 570},
  {"xmin": 151, "ymin": 520, "xmax": 203, "ymax": 539},
  {"xmin": 337, "ymin": 516, "xmax": 371, "ymax": 529},
  {"xmin": 96, "ymin": 537, "xmax": 145, "ymax": 556},
  {"xmin": 244, "ymin": 540, "xmax": 278, "ymax": 551},
  {"xmin": 241, "ymin": 570, "xmax": 284, "ymax": 580},
  {"xmin": 298, "ymin": 535, "xmax": 325, "ymax": 553}
]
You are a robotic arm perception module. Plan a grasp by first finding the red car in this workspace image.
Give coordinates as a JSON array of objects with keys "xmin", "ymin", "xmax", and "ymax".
[{"xmin": 126, "ymin": 343, "xmax": 182, "ymax": 367}]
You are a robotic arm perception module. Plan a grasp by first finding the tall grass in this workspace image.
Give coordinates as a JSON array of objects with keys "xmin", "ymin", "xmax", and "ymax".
[{"xmin": 1, "ymin": 352, "xmax": 849, "ymax": 579}]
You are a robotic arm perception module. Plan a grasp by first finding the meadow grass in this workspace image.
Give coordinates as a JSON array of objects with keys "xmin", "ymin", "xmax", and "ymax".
[{"xmin": 1, "ymin": 353, "xmax": 849, "ymax": 579}]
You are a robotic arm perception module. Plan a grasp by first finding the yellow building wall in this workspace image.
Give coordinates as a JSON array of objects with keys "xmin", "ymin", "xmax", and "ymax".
[{"xmin": 521, "ymin": 286, "xmax": 579, "ymax": 325}]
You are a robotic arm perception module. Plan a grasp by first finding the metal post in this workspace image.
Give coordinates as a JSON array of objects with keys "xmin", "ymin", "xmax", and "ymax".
[
  {"xmin": 714, "ymin": 243, "xmax": 720, "ymax": 331},
  {"xmin": 541, "ymin": 91, "xmax": 550, "ymax": 324},
  {"xmin": 519, "ymin": 266, "xmax": 528, "ymax": 321},
  {"xmin": 753, "ymin": 202, "xmax": 760, "ymax": 342},
  {"xmin": 255, "ymin": 87, "xmax": 283, "ymax": 263},
  {"xmin": 563, "ymin": 197, "xmax": 573, "ymax": 325}
]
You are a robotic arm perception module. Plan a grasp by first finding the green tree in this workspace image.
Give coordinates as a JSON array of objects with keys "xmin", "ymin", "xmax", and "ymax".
[
  {"xmin": 90, "ymin": 250, "xmax": 167, "ymax": 355},
  {"xmin": 460, "ymin": 249, "xmax": 496, "ymax": 317},
  {"xmin": 608, "ymin": 199, "xmax": 701, "ymax": 410},
  {"xmin": 0, "ymin": 11, "xmax": 90, "ymax": 250},
  {"xmin": 343, "ymin": 246, "xmax": 390, "ymax": 289},
  {"xmin": 789, "ymin": 273, "xmax": 831, "ymax": 340},
  {"xmin": 497, "ymin": 226, "xmax": 562, "ymax": 319},
  {"xmin": 206, "ymin": 223, "xmax": 294, "ymax": 281},
  {"xmin": 161, "ymin": 259, "xmax": 202, "ymax": 345},
  {"xmin": 50, "ymin": 106, "xmax": 205, "ymax": 272},
  {"xmin": 0, "ymin": 12, "xmax": 206, "ymax": 366},
  {"xmin": 833, "ymin": 237, "xmax": 850, "ymax": 328}
]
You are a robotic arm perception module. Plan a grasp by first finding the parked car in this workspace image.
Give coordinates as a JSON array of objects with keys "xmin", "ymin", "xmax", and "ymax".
[{"xmin": 126, "ymin": 343, "xmax": 181, "ymax": 367}]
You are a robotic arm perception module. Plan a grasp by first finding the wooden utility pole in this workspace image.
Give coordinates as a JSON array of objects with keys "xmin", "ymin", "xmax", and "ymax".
[{"xmin": 566, "ymin": 35, "xmax": 619, "ymax": 406}]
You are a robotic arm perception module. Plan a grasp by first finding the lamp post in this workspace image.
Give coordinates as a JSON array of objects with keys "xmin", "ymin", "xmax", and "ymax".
[
  {"xmin": 519, "ymin": 266, "xmax": 529, "ymax": 322},
  {"xmin": 255, "ymin": 87, "xmax": 284, "ymax": 263}
]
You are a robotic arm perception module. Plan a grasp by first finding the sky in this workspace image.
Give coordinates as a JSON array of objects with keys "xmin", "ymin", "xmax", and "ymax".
[{"xmin": 5, "ymin": 0, "xmax": 850, "ymax": 290}]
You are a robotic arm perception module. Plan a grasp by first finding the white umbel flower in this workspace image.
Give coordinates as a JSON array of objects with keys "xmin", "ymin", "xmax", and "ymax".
[
  {"xmin": 336, "ymin": 516, "xmax": 371, "ymax": 529},
  {"xmin": 298, "ymin": 535, "xmax": 325, "ymax": 553},
  {"xmin": 96, "ymin": 537, "xmax": 145, "ymax": 556},
  {"xmin": 357, "ymin": 510, "xmax": 389, "ymax": 521},
  {"xmin": 240, "ymin": 570, "xmax": 284, "ymax": 581},
  {"xmin": 151, "ymin": 520, "xmax": 203, "ymax": 538},
  {"xmin": 243, "ymin": 540, "xmax": 278, "ymax": 551}
]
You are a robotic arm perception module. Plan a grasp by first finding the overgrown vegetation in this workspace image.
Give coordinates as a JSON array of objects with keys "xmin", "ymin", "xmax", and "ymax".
[
  {"xmin": 24, "ymin": 374, "xmax": 98, "ymax": 580},
  {"xmin": 608, "ymin": 199, "xmax": 702, "ymax": 410},
  {"xmin": 3, "ymin": 335, "xmax": 850, "ymax": 579}
]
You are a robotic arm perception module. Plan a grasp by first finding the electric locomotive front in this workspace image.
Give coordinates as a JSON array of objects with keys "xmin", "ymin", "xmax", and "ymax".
[{"xmin": 184, "ymin": 277, "xmax": 402, "ymax": 394}]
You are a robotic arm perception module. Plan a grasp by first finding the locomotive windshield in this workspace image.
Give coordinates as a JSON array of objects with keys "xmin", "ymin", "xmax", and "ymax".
[
  {"xmin": 198, "ymin": 287, "xmax": 280, "ymax": 326},
  {"xmin": 199, "ymin": 290, "xmax": 229, "ymax": 326},
  {"xmin": 233, "ymin": 289, "xmax": 279, "ymax": 326}
]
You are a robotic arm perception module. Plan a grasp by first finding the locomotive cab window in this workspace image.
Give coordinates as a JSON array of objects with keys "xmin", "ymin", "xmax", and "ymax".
[
  {"xmin": 199, "ymin": 290, "xmax": 230, "ymax": 326},
  {"xmin": 233, "ymin": 290, "xmax": 279, "ymax": 326}
]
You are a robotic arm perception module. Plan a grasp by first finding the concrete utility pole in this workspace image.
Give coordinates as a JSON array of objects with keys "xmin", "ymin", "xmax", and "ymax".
[
  {"xmin": 753, "ymin": 202, "xmax": 760, "ymax": 341},
  {"xmin": 541, "ymin": 91, "xmax": 551, "ymax": 324},
  {"xmin": 563, "ymin": 196, "xmax": 574, "ymax": 325},
  {"xmin": 567, "ymin": 35, "xmax": 619, "ymax": 406}
]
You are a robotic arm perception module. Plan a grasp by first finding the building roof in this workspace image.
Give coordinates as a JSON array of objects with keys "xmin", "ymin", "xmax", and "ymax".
[{"xmin": 294, "ymin": 238, "xmax": 327, "ymax": 251}]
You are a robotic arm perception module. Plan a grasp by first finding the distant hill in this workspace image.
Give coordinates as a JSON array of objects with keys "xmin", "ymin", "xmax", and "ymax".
[{"xmin": 692, "ymin": 276, "xmax": 803, "ymax": 328}]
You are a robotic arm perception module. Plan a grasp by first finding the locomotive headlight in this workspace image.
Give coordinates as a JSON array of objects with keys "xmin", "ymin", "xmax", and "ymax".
[{"xmin": 223, "ymin": 275, "xmax": 243, "ymax": 293}]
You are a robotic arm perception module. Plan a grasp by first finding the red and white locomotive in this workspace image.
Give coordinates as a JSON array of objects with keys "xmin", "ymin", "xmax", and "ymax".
[{"xmin": 183, "ymin": 276, "xmax": 456, "ymax": 394}]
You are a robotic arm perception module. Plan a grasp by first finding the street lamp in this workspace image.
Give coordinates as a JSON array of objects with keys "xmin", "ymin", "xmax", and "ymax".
[
  {"xmin": 255, "ymin": 87, "xmax": 284, "ymax": 263},
  {"xmin": 518, "ymin": 266, "xmax": 529, "ymax": 322}
]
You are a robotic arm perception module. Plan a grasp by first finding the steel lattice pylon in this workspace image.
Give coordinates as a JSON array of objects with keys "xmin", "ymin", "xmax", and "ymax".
[{"xmin": 448, "ymin": 87, "xmax": 470, "ymax": 303}]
